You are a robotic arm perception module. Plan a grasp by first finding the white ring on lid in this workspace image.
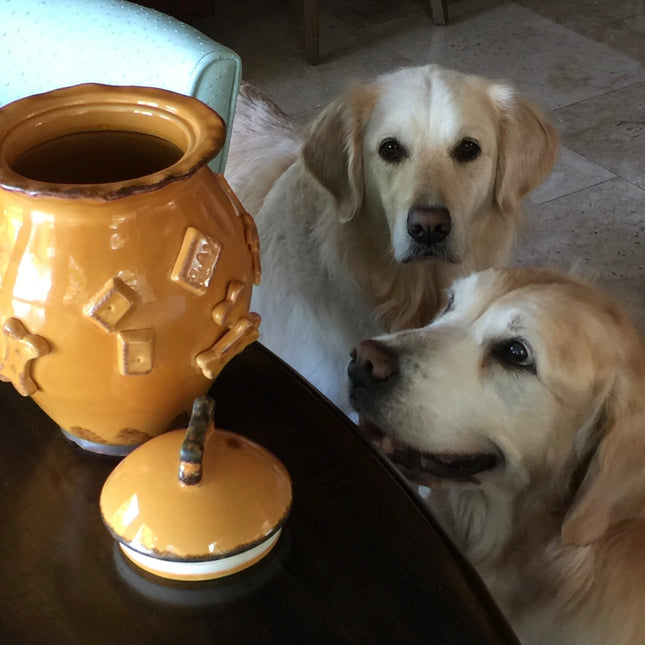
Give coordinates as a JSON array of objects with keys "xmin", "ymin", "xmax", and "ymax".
[{"xmin": 119, "ymin": 530, "xmax": 282, "ymax": 581}]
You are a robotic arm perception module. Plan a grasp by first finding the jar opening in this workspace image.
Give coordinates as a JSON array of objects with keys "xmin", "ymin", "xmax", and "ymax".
[{"xmin": 11, "ymin": 130, "xmax": 184, "ymax": 185}]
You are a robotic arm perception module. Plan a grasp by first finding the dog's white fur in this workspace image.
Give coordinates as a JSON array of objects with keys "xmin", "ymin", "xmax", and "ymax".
[
  {"xmin": 226, "ymin": 65, "xmax": 557, "ymax": 413},
  {"xmin": 349, "ymin": 267, "xmax": 645, "ymax": 645}
]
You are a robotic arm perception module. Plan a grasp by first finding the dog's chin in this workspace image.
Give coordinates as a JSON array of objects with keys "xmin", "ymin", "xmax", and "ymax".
[
  {"xmin": 359, "ymin": 419, "xmax": 501, "ymax": 484},
  {"xmin": 397, "ymin": 241, "xmax": 459, "ymax": 265}
]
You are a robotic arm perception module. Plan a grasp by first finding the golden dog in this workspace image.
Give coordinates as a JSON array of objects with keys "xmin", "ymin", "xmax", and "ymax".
[
  {"xmin": 227, "ymin": 66, "xmax": 557, "ymax": 413},
  {"xmin": 349, "ymin": 267, "xmax": 645, "ymax": 645}
]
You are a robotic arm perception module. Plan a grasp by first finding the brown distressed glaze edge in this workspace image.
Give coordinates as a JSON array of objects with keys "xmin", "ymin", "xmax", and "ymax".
[
  {"xmin": 178, "ymin": 396, "xmax": 216, "ymax": 486},
  {"xmin": 104, "ymin": 509, "xmax": 292, "ymax": 563},
  {"xmin": 0, "ymin": 84, "xmax": 225, "ymax": 200}
]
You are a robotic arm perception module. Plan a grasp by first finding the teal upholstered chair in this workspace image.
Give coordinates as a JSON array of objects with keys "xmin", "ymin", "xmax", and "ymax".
[{"xmin": 0, "ymin": 0, "xmax": 241, "ymax": 173}]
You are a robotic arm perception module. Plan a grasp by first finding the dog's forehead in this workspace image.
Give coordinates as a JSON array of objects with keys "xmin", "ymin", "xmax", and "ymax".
[
  {"xmin": 372, "ymin": 67, "xmax": 496, "ymax": 141},
  {"xmin": 454, "ymin": 269, "xmax": 584, "ymax": 331},
  {"xmin": 460, "ymin": 269, "xmax": 634, "ymax": 358},
  {"xmin": 452, "ymin": 270, "xmax": 507, "ymax": 315}
]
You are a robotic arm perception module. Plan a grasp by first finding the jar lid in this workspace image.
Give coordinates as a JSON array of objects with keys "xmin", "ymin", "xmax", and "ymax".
[{"xmin": 100, "ymin": 397, "xmax": 292, "ymax": 581}]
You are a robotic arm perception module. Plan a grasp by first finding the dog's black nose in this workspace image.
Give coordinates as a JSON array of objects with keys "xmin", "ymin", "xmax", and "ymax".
[
  {"xmin": 348, "ymin": 340, "xmax": 396, "ymax": 384},
  {"xmin": 407, "ymin": 206, "xmax": 451, "ymax": 245}
]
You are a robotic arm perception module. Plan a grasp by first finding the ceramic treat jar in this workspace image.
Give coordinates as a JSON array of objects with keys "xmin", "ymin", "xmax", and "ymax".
[{"xmin": 0, "ymin": 84, "xmax": 261, "ymax": 455}]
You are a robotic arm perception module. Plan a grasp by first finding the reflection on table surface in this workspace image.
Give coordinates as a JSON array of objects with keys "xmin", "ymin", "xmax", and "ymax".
[{"xmin": 0, "ymin": 341, "xmax": 519, "ymax": 645}]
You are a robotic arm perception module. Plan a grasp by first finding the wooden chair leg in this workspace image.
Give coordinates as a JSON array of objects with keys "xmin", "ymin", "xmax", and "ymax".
[
  {"xmin": 301, "ymin": 0, "xmax": 319, "ymax": 65},
  {"xmin": 429, "ymin": 0, "xmax": 448, "ymax": 25}
]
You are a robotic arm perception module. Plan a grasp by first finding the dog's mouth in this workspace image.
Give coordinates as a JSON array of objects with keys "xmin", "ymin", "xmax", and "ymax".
[
  {"xmin": 359, "ymin": 420, "xmax": 501, "ymax": 483},
  {"xmin": 401, "ymin": 242, "xmax": 459, "ymax": 265}
]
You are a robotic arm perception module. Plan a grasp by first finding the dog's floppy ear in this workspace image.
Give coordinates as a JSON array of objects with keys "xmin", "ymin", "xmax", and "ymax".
[
  {"xmin": 492, "ymin": 87, "xmax": 559, "ymax": 216},
  {"xmin": 301, "ymin": 83, "xmax": 379, "ymax": 222},
  {"xmin": 562, "ymin": 355, "xmax": 645, "ymax": 546}
]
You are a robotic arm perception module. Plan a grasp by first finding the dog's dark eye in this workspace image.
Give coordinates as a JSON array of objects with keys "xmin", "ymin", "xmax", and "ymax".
[
  {"xmin": 492, "ymin": 339, "xmax": 536, "ymax": 373},
  {"xmin": 452, "ymin": 138, "xmax": 481, "ymax": 163},
  {"xmin": 378, "ymin": 138, "xmax": 407, "ymax": 163}
]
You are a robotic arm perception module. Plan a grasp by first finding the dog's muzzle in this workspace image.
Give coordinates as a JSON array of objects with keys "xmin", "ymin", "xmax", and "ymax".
[
  {"xmin": 400, "ymin": 205, "xmax": 455, "ymax": 264},
  {"xmin": 349, "ymin": 339, "xmax": 396, "ymax": 379},
  {"xmin": 348, "ymin": 339, "xmax": 397, "ymax": 402},
  {"xmin": 348, "ymin": 338, "xmax": 399, "ymax": 426},
  {"xmin": 407, "ymin": 205, "xmax": 451, "ymax": 245},
  {"xmin": 349, "ymin": 339, "xmax": 501, "ymax": 484}
]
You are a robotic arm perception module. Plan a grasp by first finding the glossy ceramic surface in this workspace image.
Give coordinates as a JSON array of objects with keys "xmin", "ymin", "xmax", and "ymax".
[
  {"xmin": 0, "ymin": 84, "xmax": 261, "ymax": 454},
  {"xmin": 100, "ymin": 397, "xmax": 292, "ymax": 581}
]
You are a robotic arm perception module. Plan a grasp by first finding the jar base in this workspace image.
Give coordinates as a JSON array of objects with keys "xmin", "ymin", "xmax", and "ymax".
[{"xmin": 61, "ymin": 427, "xmax": 142, "ymax": 457}]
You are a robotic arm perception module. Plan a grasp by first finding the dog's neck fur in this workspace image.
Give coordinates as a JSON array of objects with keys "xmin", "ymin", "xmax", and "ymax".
[
  {"xmin": 431, "ymin": 465, "xmax": 645, "ymax": 645},
  {"xmin": 323, "ymin": 201, "xmax": 451, "ymax": 333},
  {"xmin": 431, "ymin": 481, "xmax": 584, "ymax": 643}
]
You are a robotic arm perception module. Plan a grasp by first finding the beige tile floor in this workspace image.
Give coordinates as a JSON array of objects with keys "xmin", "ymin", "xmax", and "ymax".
[{"xmin": 192, "ymin": 0, "xmax": 645, "ymax": 332}]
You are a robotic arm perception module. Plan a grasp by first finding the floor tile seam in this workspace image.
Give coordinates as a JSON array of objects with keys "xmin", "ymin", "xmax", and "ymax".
[
  {"xmin": 530, "ymin": 176, "xmax": 631, "ymax": 207},
  {"xmin": 601, "ymin": 45, "xmax": 645, "ymax": 67},
  {"xmin": 553, "ymin": 77, "xmax": 645, "ymax": 114},
  {"xmin": 608, "ymin": 176, "xmax": 645, "ymax": 193},
  {"xmin": 518, "ymin": 3, "xmax": 645, "ymax": 52},
  {"xmin": 317, "ymin": 6, "xmax": 431, "ymax": 45},
  {"xmin": 314, "ymin": 44, "xmax": 418, "ymax": 73},
  {"xmin": 608, "ymin": 10, "xmax": 645, "ymax": 23},
  {"xmin": 554, "ymin": 146, "xmax": 622, "ymax": 181},
  {"xmin": 563, "ymin": 10, "xmax": 645, "ymax": 39},
  {"xmin": 555, "ymin": 144, "xmax": 643, "ymax": 191}
]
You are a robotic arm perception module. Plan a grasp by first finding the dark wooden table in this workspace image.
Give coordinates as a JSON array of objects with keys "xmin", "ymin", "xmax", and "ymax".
[{"xmin": 0, "ymin": 342, "xmax": 519, "ymax": 644}]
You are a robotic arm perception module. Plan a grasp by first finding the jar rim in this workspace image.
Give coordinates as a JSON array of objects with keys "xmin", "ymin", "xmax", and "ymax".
[{"xmin": 0, "ymin": 84, "xmax": 226, "ymax": 200}]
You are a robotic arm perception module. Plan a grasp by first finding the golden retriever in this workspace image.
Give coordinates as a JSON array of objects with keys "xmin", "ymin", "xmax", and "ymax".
[
  {"xmin": 226, "ymin": 65, "xmax": 557, "ymax": 413},
  {"xmin": 348, "ymin": 267, "xmax": 645, "ymax": 645}
]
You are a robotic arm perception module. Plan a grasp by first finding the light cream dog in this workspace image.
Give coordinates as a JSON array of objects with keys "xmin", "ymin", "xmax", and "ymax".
[
  {"xmin": 226, "ymin": 65, "xmax": 557, "ymax": 413},
  {"xmin": 349, "ymin": 267, "xmax": 645, "ymax": 645}
]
